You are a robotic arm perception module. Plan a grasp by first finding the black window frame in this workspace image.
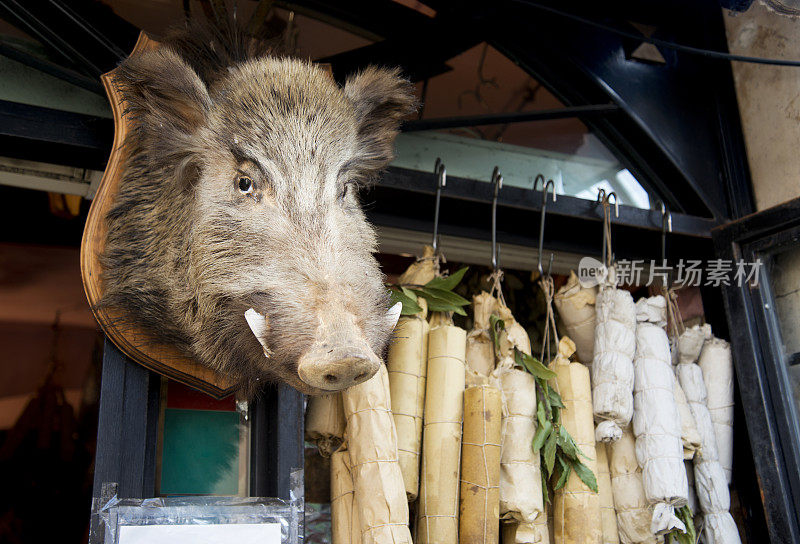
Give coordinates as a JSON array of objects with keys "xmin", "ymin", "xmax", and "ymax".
[{"xmin": 712, "ymin": 197, "xmax": 800, "ymax": 543}]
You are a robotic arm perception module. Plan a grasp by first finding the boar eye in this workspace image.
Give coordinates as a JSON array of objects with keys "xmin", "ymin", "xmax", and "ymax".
[{"xmin": 237, "ymin": 176, "xmax": 254, "ymax": 194}]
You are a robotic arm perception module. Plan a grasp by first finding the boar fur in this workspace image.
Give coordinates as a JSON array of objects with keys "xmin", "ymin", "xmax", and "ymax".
[{"xmin": 100, "ymin": 19, "xmax": 417, "ymax": 397}]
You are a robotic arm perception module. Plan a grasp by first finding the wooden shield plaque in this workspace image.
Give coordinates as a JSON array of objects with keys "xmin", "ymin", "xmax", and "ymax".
[{"xmin": 80, "ymin": 32, "xmax": 236, "ymax": 399}]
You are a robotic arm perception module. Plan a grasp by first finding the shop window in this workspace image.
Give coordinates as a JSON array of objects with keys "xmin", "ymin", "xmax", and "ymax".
[
  {"xmin": 156, "ymin": 380, "xmax": 249, "ymax": 496},
  {"xmin": 394, "ymin": 43, "xmax": 654, "ymax": 209},
  {"xmin": 714, "ymin": 199, "xmax": 800, "ymax": 538},
  {"xmin": 766, "ymin": 247, "xmax": 800, "ymax": 425}
]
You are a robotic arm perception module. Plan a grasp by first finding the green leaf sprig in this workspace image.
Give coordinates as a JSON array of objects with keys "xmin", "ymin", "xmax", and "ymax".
[
  {"xmin": 490, "ymin": 314, "xmax": 598, "ymax": 502},
  {"xmin": 388, "ymin": 267, "xmax": 470, "ymax": 316},
  {"xmin": 665, "ymin": 505, "xmax": 696, "ymax": 544}
]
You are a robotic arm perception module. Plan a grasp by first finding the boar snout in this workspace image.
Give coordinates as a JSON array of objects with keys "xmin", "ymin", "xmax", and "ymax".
[
  {"xmin": 297, "ymin": 301, "xmax": 401, "ymax": 391},
  {"xmin": 297, "ymin": 338, "xmax": 380, "ymax": 390}
]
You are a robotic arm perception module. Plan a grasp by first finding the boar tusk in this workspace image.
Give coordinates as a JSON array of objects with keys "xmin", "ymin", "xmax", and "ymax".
[
  {"xmin": 386, "ymin": 301, "xmax": 402, "ymax": 331},
  {"xmin": 245, "ymin": 308, "xmax": 273, "ymax": 358}
]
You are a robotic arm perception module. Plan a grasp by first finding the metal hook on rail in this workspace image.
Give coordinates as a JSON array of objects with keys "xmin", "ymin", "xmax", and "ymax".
[
  {"xmin": 537, "ymin": 179, "xmax": 557, "ymax": 277},
  {"xmin": 598, "ymin": 189, "xmax": 620, "ymax": 267},
  {"xmin": 533, "ymin": 174, "xmax": 558, "ymax": 201},
  {"xmin": 606, "ymin": 191, "xmax": 619, "ymax": 218},
  {"xmin": 491, "ymin": 166, "xmax": 503, "ymax": 272},
  {"xmin": 432, "ymin": 158, "xmax": 446, "ymax": 253}
]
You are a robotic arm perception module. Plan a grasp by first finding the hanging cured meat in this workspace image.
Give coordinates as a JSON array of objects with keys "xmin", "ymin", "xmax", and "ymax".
[
  {"xmin": 341, "ymin": 365, "xmax": 412, "ymax": 543},
  {"xmin": 632, "ymin": 296, "xmax": 688, "ymax": 535},
  {"xmin": 305, "ymin": 393, "xmax": 346, "ymax": 457},
  {"xmin": 677, "ymin": 329, "xmax": 741, "ymax": 544},
  {"xmin": 551, "ymin": 337, "xmax": 602, "ymax": 544},
  {"xmin": 459, "ymin": 384, "xmax": 503, "ymax": 543},
  {"xmin": 386, "ymin": 297, "xmax": 430, "ymax": 500},
  {"xmin": 698, "ymin": 338, "xmax": 735, "ymax": 485},
  {"xmin": 418, "ymin": 321, "xmax": 467, "ymax": 544},
  {"xmin": 554, "ymin": 271, "xmax": 598, "ymax": 367},
  {"xmin": 592, "ymin": 287, "xmax": 636, "ymax": 443}
]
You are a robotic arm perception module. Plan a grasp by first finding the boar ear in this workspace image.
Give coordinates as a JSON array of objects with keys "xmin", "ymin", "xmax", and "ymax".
[
  {"xmin": 115, "ymin": 48, "xmax": 211, "ymax": 187},
  {"xmin": 343, "ymin": 66, "xmax": 418, "ymax": 180}
]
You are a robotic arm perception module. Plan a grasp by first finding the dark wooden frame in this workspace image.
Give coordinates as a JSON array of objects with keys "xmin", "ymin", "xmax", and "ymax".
[
  {"xmin": 712, "ymin": 197, "xmax": 800, "ymax": 543},
  {"xmin": 91, "ymin": 338, "xmax": 304, "ymax": 502}
]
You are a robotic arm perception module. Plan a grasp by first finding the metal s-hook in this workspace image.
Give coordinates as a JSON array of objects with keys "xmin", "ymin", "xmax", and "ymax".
[
  {"xmin": 432, "ymin": 158, "xmax": 446, "ymax": 253},
  {"xmin": 599, "ymin": 189, "xmax": 619, "ymax": 268},
  {"xmin": 491, "ymin": 166, "xmax": 503, "ymax": 271},
  {"xmin": 533, "ymin": 174, "xmax": 545, "ymax": 192},
  {"xmin": 537, "ymin": 179, "xmax": 557, "ymax": 277},
  {"xmin": 606, "ymin": 191, "xmax": 619, "ymax": 218},
  {"xmin": 533, "ymin": 174, "xmax": 558, "ymax": 201}
]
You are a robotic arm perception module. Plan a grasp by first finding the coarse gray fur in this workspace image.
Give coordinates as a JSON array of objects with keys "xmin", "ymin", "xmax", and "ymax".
[{"xmin": 100, "ymin": 20, "xmax": 417, "ymax": 397}]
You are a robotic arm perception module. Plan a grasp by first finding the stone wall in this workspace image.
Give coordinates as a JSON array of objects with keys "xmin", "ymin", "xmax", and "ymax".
[{"xmin": 725, "ymin": 3, "xmax": 800, "ymax": 211}]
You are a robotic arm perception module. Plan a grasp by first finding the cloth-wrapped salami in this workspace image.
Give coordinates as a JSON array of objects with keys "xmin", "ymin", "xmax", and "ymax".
[
  {"xmin": 460, "ymin": 384, "xmax": 503, "ymax": 543},
  {"xmin": 490, "ymin": 301, "xmax": 543, "ymax": 528},
  {"xmin": 496, "ymin": 301, "xmax": 532, "ymax": 357},
  {"xmin": 467, "ymin": 292, "xmax": 498, "ymax": 377},
  {"xmin": 398, "ymin": 245, "xmax": 438, "ymax": 286},
  {"xmin": 306, "ymin": 393, "xmax": 346, "ymax": 457},
  {"xmin": 698, "ymin": 337, "xmax": 734, "ymax": 484},
  {"xmin": 676, "ymin": 324, "xmax": 711, "ymax": 366},
  {"xmin": 596, "ymin": 441, "xmax": 620, "ymax": 544},
  {"xmin": 342, "ymin": 365, "xmax": 412, "ymax": 544},
  {"xmin": 592, "ymin": 287, "xmax": 636, "ymax": 443},
  {"xmin": 387, "ymin": 299, "xmax": 430, "ymax": 500},
  {"xmin": 502, "ymin": 511, "xmax": 550, "ymax": 544},
  {"xmin": 608, "ymin": 427, "xmax": 658, "ymax": 544},
  {"xmin": 554, "ymin": 271, "xmax": 598, "ymax": 367},
  {"xmin": 418, "ymin": 322, "xmax": 467, "ymax": 544},
  {"xmin": 331, "ymin": 447, "xmax": 361, "ymax": 544},
  {"xmin": 672, "ymin": 379, "xmax": 702, "ymax": 460},
  {"xmin": 633, "ymin": 296, "xmax": 688, "ymax": 535},
  {"xmin": 677, "ymin": 355, "xmax": 741, "ymax": 544},
  {"xmin": 550, "ymin": 337, "xmax": 602, "ymax": 544}
]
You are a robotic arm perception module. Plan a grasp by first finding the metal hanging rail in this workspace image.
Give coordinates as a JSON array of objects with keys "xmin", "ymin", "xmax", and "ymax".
[{"xmin": 377, "ymin": 166, "xmax": 717, "ymax": 238}]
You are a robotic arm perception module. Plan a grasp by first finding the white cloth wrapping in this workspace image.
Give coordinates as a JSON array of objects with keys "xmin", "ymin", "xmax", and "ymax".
[
  {"xmin": 634, "ymin": 297, "xmax": 667, "ymax": 328},
  {"xmin": 676, "ymin": 324, "xmax": 711, "ymax": 365},
  {"xmin": 491, "ymin": 307, "xmax": 543, "ymax": 528},
  {"xmin": 554, "ymin": 270, "xmax": 598, "ymax": 366},
  {"xmin": 633, "ymin": 297, "xmax": 687, "ymax": 535},
  {"xmin": 493, "ymin": 361, "xmax": 544, "ymax": 525},
  {"xmin": 676, "ymin": 359, "xmax": 742, "ymax": 544},
  {"xmin": 592, "ymin": 288, "xmax": 636, "ymax": 443},
  {"xmin": 673, "ymin": 379, "xmax": 702, "ymax": 460},
  {"xmin": 698, "ymin": 337, "xmax": 734, "ymax": 484}
]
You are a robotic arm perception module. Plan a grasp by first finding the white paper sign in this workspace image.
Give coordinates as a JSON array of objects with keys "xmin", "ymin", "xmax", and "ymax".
[{"xmin": 118, "ymin": 523, "xmax": 281, "ymax": 543}]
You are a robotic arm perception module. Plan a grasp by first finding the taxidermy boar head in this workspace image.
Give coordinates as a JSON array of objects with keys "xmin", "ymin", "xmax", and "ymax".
[{"xmin": 101, "ymin": 22, "xmax": 415, "ymax": 396}]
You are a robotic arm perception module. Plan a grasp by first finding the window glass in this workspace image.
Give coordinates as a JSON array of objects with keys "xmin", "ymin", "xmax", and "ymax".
[
  {"xmin": 157, "ymin": 380, "xmax": 249, "ymax": 496},
  {"xmin": 393, "ymin": 43, "xmax": 653, "ymax": 209},
  {"xmin": 769, "ymin": 246, "xmax": 800, "ymax": 423}
]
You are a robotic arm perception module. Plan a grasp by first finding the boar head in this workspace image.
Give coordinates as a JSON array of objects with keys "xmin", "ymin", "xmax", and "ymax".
[{"xmin": 101, "ymin": 35, "xmax": 416, "ymax": 396}]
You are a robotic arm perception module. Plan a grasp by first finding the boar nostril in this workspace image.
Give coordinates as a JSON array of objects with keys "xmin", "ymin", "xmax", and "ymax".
[
  {"xmin": 354, "ymin": 372, "xmax": 368, "ymax": 381},
  {"xmin": 324, "ymin": 374, "xmax": 338, "ymax": 383}
]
